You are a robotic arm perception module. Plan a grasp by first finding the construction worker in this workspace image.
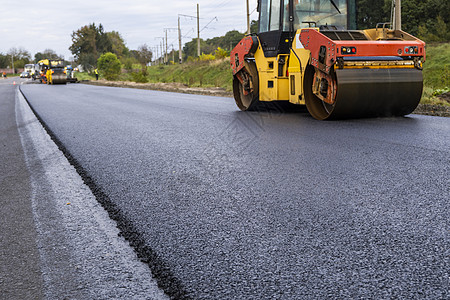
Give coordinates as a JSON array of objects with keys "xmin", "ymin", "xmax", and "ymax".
[
  {"xmin": 94, "ymin": 68, "xmax": 99, "ymax": 80},
  {"xmin": 2, "ymin": 71, "xmax": 6, "ymax": 79}
]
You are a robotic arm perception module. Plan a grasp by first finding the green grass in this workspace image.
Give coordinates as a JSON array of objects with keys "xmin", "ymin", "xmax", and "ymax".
[
  {"xmin": 421, "ymin": 42, "xmax": 450, "ymax": 105},
  {"xmin": 144, "ymin": 59, "xmax": 233, "ymax": 91},
  {"xmin": 75, "ymin": 72, "xmax": 96, "ymax": 81}
]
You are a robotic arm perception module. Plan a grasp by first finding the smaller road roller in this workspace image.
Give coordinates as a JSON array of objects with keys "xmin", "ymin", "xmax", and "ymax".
[
  {"xmin": 231, "ymin": 0, "xmax": 425, "ymax": 120},
  {"xmin": 37, "ymin": 59, "xmax": 67, "ymax": 85}
]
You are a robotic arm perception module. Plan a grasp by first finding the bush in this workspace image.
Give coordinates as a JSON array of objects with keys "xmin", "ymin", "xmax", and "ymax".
[
  {"xmin": 130, "ymin": 71, "xmax": 148, "ymax": 83},
  {"xmin": 214, "ymin": 47, "xmax": 229, "ymax": 59},
  {"xmin": 122, "ymin": 57, "xmax": 136, "ymax": 72},
  {"xmin": 199, "ymin": 53, "xmax": 215, "ymax": 61},
  {"xmin": 97, "ymin": 52, "xmax": 121, "ymax": 80}
]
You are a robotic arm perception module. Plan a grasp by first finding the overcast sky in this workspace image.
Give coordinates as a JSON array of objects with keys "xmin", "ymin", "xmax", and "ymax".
[{"xmin": 0, "ymin": 0, "xmax": 258, "ymax": 60}]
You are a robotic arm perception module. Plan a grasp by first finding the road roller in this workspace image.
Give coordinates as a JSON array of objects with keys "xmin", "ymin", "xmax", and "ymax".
[
  {"xmin": 37, "ymin": 59, "xmax": 67, "ymax": 85},
  {"xmin": 230, "ymin": 0, "xmax": 425, "ymax": 120}
]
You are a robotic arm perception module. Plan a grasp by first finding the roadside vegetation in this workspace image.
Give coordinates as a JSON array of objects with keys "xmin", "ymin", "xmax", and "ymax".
[
  {"xmin": 421, "ymin": 43, "xmax": 450, "ymax": 105},
  {"xmin": 134, "ymin": 57, "xmax": 232, "ymax": 90},
  {"xmin": 97, "ymin": 53, "xmax": 121, "ymax": 80}
]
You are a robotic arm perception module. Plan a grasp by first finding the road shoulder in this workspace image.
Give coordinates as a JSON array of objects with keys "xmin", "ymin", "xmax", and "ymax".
[{"xmin": 0, "ymin": 81, "xmax": 44, "ymax": 299}]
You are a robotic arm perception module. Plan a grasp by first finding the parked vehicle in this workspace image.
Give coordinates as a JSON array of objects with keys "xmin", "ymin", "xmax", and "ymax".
[
  {"xmin": 20, "ymin": 71, "xmax": 31, "ymax": 78},
  {"xmin": 24, "ymin": 64, "xmax": 35, "ymax": 76}
]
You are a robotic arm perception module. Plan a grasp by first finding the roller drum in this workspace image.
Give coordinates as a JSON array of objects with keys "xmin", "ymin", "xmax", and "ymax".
[
  {"xmin": 51, "ymin": 73, "xmax": 67, "ymax": 85},
  {"xmin": 331, "ymin": 68, "xmax": 423, "ymax": 119}
]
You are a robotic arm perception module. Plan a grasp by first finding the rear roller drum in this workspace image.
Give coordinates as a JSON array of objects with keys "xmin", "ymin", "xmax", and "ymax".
[{"xmin": 233, "ymin": 61, "xmax": 259, "ymax": 111}]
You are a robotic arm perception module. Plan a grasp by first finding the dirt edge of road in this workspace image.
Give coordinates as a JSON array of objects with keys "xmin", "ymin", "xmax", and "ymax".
[
  {"xmin": 82, "ymin": 80, "xmax": 450, "ymax": 118},
  {"xmin": 83, "ymin": 79, "xmax": 232, "ymax": 97}
]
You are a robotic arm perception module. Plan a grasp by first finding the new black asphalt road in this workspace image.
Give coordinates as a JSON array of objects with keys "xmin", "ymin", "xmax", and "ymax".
[{"xmin": 17, "ymin": 83, "xmax": 450, "ymax": 299}]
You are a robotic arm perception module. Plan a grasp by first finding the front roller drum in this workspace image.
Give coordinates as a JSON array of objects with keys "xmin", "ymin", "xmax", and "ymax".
[
  {"xmin": 305, "ymin": 67, "xmax": 423, "ymax": 120},
  {"xmin": 51, "ymin": 79, "xmax": 67, "ymax": 85}
]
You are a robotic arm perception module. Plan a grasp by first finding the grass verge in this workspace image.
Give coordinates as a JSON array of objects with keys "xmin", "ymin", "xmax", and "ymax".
[{"xmin": 421, "ymin": 42, "xmax": 450, "ymax": 105}]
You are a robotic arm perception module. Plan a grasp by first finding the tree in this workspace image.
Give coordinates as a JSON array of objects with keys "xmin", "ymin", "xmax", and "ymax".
[
  {"xmin": 182, "ymin": 30, "xmax": 246, "ymax": 60},
  {"xmin": 355, "ymin": 0, "xmax": 449, "ymax": 41},
  {"xmin": 0, "ymin": 53, "xmax": 9, "ymax": 68},
  {"xmin": 400, "ymin": 0, "xmax": 449, "ymax": 41},
  {"xmin": 356, "ymin": 0, "xmax": 389, "ymax": 29},
  {"xmin": 107, "ymin": 31, "xmax": 129, "ymax": 59},
  {"xmin": 97, "ymin": 52, "xmax": 121, "ymax": 80},
  {"xmin": 218, "ymin": 30, "xmax": 245, "ymax": 50},
  {"xmin": 183, "ymin": 38, "xmax": 207, "ymax": 60},
  {"xmin": 250, "ymin": 20, "xmax": 259, "ymax": 34},
  {"xmin": 136, "ymin": 44, "xmax": 153, "ymax": 75},
  {"xmin": 7, "ymin": 47, "xmax": 31, "ymax": 71},
  {"xmin": 70, "ymin": 23, "xmax": 112, "ymax": 70}
]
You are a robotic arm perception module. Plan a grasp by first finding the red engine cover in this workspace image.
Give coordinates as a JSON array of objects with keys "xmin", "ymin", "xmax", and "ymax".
[
  {"xmin": 299, "ymin": 29, "xmax": 425, "ymax": 74},
  {"xmin": 230, "ymin": 36, "xmax": 259, "ymax": 75}
]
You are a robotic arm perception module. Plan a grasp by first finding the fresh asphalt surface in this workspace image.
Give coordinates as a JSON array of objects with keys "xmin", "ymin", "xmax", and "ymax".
[{"xmin": 19, "ymin": 83, "xmax": 449, "ymax": 299}]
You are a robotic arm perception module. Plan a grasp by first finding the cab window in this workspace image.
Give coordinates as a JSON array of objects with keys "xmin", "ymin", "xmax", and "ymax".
[{"xmin": 259, "ymin": 0, "xmax": 282, "ymax": 33}]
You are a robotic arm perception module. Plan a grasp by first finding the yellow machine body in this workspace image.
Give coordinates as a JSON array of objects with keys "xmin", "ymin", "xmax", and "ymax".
[{"xmin": 252, "ymin": 31, "xmax": 311, "ymax": 106}]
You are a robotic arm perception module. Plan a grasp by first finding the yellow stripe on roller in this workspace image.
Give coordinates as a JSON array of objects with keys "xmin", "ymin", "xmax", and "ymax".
[
  {"xmin": 342, "ymin": 65, "xmax": 415, "ymax": 69},
  {"xmin": 338, "ymin": 60, "xmax": 416, "ymax": 70}
]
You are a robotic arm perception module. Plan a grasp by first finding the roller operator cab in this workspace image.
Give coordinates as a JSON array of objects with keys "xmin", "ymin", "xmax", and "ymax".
[{"xmin": 230, "ymin": 0, "xmax": 425, "ymax": 120}]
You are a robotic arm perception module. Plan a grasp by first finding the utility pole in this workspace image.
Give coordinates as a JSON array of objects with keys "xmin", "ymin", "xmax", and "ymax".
[
  {"xmin": 172, "ymin": 45, "xmax": 175, "ymax": 64},
  {"xmin": 197, "ymin": 3, "xmax": 200, "ymax": 57},
  {"xmin": 155, "ymin": 37, "xmax": 165, "ymax": 64},
  {"xmin": 246, "ymin": 0, "xmax": 250, "ymax": 34},
  {"xmin": 160, "ymin": 41, "xmax": 163, "ymax": 65},
  {"xmin": 11, "ymin": 55, "xmax": 14, "ymax": 74},
  {"xmin": 164, "ymin": 28, "xmax": 178, "ymax": 64},
  {"xmin": 393, "ymin": 0, "xmax": 401, "ymax": 30},
  {"xmin": 156, "ymin": 46, "xmax": 159, "ymax": 65},
  {"xmin": 165, "ymin": 29, "xmax": 168, "ymax": 64},
  {"xmin": 178, "ymin": 16, "xmax": 182, "ymax": 63},
  {"xmin": 178, "ymin": 12, "xmax": 200, "ymax": 60}
]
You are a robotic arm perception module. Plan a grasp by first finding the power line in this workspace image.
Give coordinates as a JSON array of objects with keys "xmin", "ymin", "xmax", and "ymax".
[{"xmin": 200, "ymin": 17, "xmax": 218, "ymax": 33}]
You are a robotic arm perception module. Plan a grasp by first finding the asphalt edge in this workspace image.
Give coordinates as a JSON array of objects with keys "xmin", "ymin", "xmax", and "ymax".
[{"xmin": 18, "ymin": 85, "xmax": 192, "ymax": 300}]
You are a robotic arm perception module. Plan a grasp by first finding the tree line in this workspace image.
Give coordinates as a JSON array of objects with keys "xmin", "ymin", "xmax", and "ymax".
[
  {"xmin": 356, "ymin": 0, "xmax": 449, "ymax": 42},
  {"xmin": 69, "ymin": 23, "xmax": 153, "ymax": 72},
  {"xmin": 0, "ymin": 48, "xmax": 68, "ymax": 70}
]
